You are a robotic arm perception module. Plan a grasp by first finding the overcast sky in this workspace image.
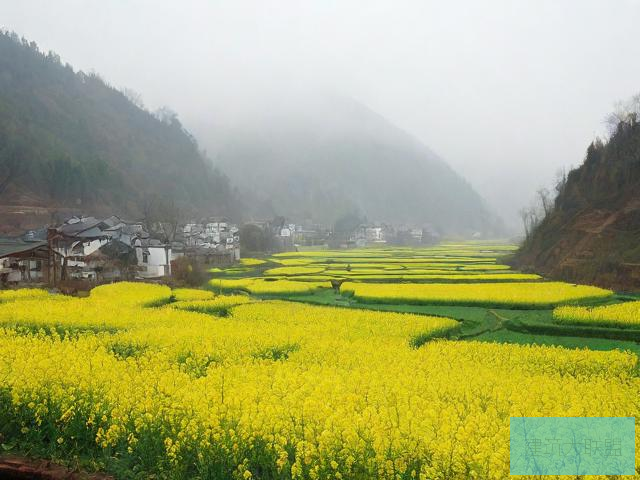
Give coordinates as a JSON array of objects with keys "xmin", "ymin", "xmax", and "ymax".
[{"xmin": 2, "ymin": 0, "xmax": 640, "ymax": 229}]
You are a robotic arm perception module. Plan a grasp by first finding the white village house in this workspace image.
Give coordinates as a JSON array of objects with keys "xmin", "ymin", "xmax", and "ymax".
[
  {"xmin": 133, "ymin": 237, "xmax": 172, "ymax": 277},
  {"xmin": 173, "ymin": 218, "xmax": 240, "ymax": 265},
  {"xmin": 51, "ymin": 216, "xmax": 171, "ymax": 280}
]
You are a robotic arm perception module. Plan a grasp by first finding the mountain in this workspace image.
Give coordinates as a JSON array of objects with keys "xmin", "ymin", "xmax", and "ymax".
[
  {"xmin": 511, "ymin": 112, "xmax": 640, "ymax": 291},
  {"xmin": 0, "ymin": 31, "xmax": 238, "ymax": 233},
  {"xmin": 198, "ymin": 94, "xmax": 502, "ymax": 235}
]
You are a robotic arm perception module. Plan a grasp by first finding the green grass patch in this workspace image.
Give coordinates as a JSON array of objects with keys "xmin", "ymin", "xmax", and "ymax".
[{"xmin": 472, "ymin": 330, "xmax": 640, "ymax": 356}]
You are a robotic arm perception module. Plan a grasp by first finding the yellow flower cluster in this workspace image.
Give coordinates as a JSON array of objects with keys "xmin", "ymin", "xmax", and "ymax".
[
  {"xmin": 267, "ymin": 275, "xmax": 338, "ymax": 282},
  {"xmin": 263, "ymin": 267, "xmax": 533, "ymax": 279},
  {"xmin": 0, "ymin": 288, "xmax": 49, "ymax": 302},
  {"xmin": 0, "ymin": 283, "xmax": 172, "ymax": 332},
  {"xmin": 554, "ymin": 300, "xmax": 640, "ymax": 329},
  {"xmin": 457, "ymin": 264, "xmax": 511, "ymax": 271},
  {"xmin": 334, "ymin": 272, "xmax": 540, "ymax": 280},
  {"xmin": 279, "ymin": 256, "xmax": 496, "ymax": 264},
  {"xmin": 239, "ymin": 258, "xmax": 267, "ymax": 266},
  {"xmin": 270, "ymin": 258, "xmax": 315, "ymax": 266},
  {"xmin": 172, "ymin": 288, "xmax": 217, "ymax": 302},
  {"xmin": 341, "ymin": 281, "xmax": 613, "ymax": 308},
  {"xmin": 264, "ymin": 266, "xmax": 326, "ymax": 276},
  {"xmin": 0, "ymin": 286, "xmax": 637, "ymax": 479},
  {"xmin": 269, "ymin": 274, "xmax": 541, "ymax": 283},
  {"xmin": 170, "ymin": 295, "xmax": 253, "ymax": 314},
  {"xmin": 89, "ymin": 281, "xmax": 172, "ymax": 307},
  {"xmin": 209, "ymin": 278, "xmax": 330, "ymax": 295},
  {"xmin": 320, "ymin": 263, "xmax": 510, "ymax": 271}
]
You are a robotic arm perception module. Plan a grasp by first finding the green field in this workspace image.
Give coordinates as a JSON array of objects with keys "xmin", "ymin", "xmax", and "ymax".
[{"xmin": 212, "ymin": 243, "xmax": 640, "ymax": 356}]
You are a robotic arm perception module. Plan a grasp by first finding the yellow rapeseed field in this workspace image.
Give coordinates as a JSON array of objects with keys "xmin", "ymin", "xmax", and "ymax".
[
  {"xmin": 554, "ymin": 300, "xmax": 640, "ymax": 329},
  {"xmin": 263, "ymin": 266, "xmax": 327, "ymax": 276},
  {"xmin": 324, "ymin": 270, "xmax": 541, "ymax": 281},
  {"xmin": 0, "ymin": 283, "xmax": 638, "ymax": 479},
  {"xmin": 341, "ymin": 281, "xmax": 613, "ymax": 307},
  {"xmin": 220, "ymin": 243, "xmax": 536, "ymax": 285},
  {"xmin": 209, "ymin": 278, "xmax": 330, "ymax": 295},
  {"xmin": 239, "ymin": 258, "xmax": 268, "ymax": 266},
  {"xmin": 269, "ymin": 258, "xmax": 316, "ymax": 266},
  {"xmin": 172, "ymin": 288, "xmax": 217, "ymax": 302},
  {"xmin": 0, "ymin": 288, "xmax": 50, "ymax": 302},
  {"xmin": 170, "ymin": 295, "xmax": 254, "ymax": 314},
  {"xmin": 211, "ymin": 245, "xmax": 527, "ymax": 287}
]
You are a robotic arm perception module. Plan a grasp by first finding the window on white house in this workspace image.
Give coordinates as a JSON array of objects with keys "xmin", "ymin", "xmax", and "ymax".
[{"xmin": 142, "ymin": 252, "xmax": 149, "ymax": 263}]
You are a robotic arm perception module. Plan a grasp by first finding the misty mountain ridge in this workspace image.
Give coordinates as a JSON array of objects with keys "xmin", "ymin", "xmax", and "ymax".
[{"xmin": 197, "ymin": 92, "xmax": 503, "ymax": 235}]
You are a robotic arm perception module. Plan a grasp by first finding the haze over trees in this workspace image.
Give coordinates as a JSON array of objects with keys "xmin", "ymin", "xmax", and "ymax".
[
  {"xmin": 0, "ymin": 31, "xmax": 239, "ymax": 220},
  {"xmin": 201, "ymin": 95, "xmax": 503, "ymax": 235}
]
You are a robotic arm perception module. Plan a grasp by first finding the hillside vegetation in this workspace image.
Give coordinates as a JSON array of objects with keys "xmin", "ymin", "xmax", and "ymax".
[
  {"xmin": 512, "ymin": 102, "xmax": 640, "ymax": 291},
  {"xmin": 0, "ymin": 31, "xmax": 237, "ymax": 224}
]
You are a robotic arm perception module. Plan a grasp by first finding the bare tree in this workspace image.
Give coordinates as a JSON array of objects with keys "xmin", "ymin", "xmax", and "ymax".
[
  {"xmin": 605, "ymin": 93, "xmax": 640, "ymax": 134},
  {"xmin": 519, "ymin": 204, "xmax": 543, "ymax": 242},
  {"xmin": 606, "ymin": 106, "xmax": 628, "ymax": 134},
  {"xmin": 536, "ymin": 187, "xmax": 553, "ymax": 217},
  {"xmin": 154, "ymin": 106, "xmax": 179, "ymax": 125},
  {"xmin": 519, "ymin": 208, "xmax": 528, "ymax": 240},
  {"xmin": 157, "ymin": 199, "xmax": 181, "ymax": 243},
  {"xmin": 519, "ymin": 208, "xmax": 532, "ymax": 241},
  {"xmin": 140, "ymin": 194, "xmax": 181, "ymax": 242},
  {"xmin": 554, "ymin": 167, "xmax": 567, "ymax": 197},
  {"xmin": 520, "ymin": 183, "xmax": 558, "ymax": 241},
  {"xmin": 122, "ymin": 87, "xmax": 145, "ymax": 110},
  {"xmin": 141, "ymin": 194, "xmax": 157, "ymax": 231}
]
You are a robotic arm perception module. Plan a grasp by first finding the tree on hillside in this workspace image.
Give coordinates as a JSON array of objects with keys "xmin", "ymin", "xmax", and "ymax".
[
  {"xmin": 536, "ymin": 188, "xmax": 553, "ymax": 217},
  {"xmin": 122, "ymin": 88, "xmax": 145, "ymax": 110},
  {"xmin": 606, "ymin": 93, "xmax": 640, "ymax": 134},
  {"xmin": 554, "ymin": 167, "xmax": 567, "ymax": 198},
  {"xmin": 520, "ymin": 187, "xmax": 554, "ymax": 241},
  {"xmin": 518, "ymin": 207, "xmax": 539, "ymax": 241},
  {"xmin": 155, "ymin": 106, "xmax": 179, "ymax": 125},
  {"xmin": 0, "ymin": 31, "xmax": 240, "ymax": 219},
  {"xmin": 0, "ymin": 144, "xmax": 25, "ymax": 196}
]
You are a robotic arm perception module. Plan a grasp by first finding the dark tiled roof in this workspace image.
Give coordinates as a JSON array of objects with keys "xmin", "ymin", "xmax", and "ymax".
[
  {"xmin": 58, "ymin": 217, "xmax": 102, "ymax": 236},
  {"xmin": 135, "ymin": 238, "xmax": 167, "ymax": 247},
  {"xmin": 0, "ymin": 239, "xmax": 48, "ymax": 258},
  {"xmin": 102, "ymin": 215, "xmax": 122, "ymax": 228}
]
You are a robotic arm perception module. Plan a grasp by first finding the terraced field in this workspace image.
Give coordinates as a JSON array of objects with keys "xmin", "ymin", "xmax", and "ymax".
[
  {"xmin": 0, "ymin": 243, "xmax": 639, "ymax": 478},
  {"xmin": 211, "ymin": 243, "xmax": 640, "ymax": 354}
]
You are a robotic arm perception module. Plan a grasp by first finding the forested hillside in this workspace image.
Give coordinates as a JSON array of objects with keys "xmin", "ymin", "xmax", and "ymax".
[
  {"xmin": 512, "ymin": 99, "xmax": 640, "ymax": 291},
  {"xmin": 0, "ymin": 31, "xmax": 238, "ymax": 228}
]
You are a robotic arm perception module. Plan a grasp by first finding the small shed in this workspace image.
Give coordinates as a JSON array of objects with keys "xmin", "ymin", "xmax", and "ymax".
[{"xmin": 0, "ymin": 239, "xmax": 52, "ymax": 285}]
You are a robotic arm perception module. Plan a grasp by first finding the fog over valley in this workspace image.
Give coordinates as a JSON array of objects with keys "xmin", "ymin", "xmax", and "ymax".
[{"xmin": 2, "ymin": 0, "xmax": 640, "ymax": 232}]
